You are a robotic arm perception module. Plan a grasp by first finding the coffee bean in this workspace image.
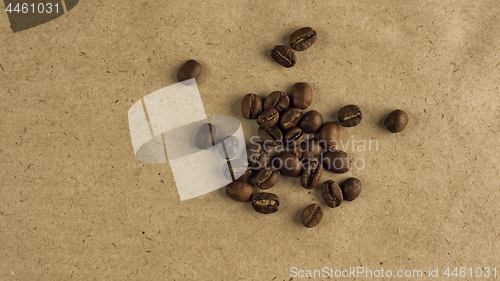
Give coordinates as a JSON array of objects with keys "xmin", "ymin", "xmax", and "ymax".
[
  {"xmin": 272, "ymin": 151, "xmax": 302, "ymax": 177},
  {"xmin": 300, "ymin": 159, "xmax": 323, "ymax": 189},
  {"xmin": 338, "ymin": 105, "xmax": 362, "ymax": 127},
  {"xmin": 251, "ymin": 192, "xmax": 280, "ymax": 214},
  {"xmin": 279, "ymin": 108, "xmax": 303, "ymax": 130},
  {"xmin": 247, "ymin": 142, "xmax": 269, "ymax": 170},
  {"xmin": 241, "ymin": 93, "xmax": 263, "ymax": 119},
  {"xmin": 263, "ymin": 91, "xmax": 290, "ymax": 113},
  {"xmin": 289, "ymin": 82, "xmax": 313, "ymax": 109},
  {"xmin": 257, "ymin": 108, "xmax": 279, "ymax": 129},
  {"xmin": 283, "ymin": 127, "xmax": 305, "ymax": 147},
  {"xmin": 341, "ymin": 177, "xmax": 362, "ymax": 201},
  {"xmin": 289, "ymin": 27, "xmax": 317, "ymax": 51},
  {"xmin": 194, "ymin": 123, "xmax": 215, "ymax": 149},
  {"xmin": 321, "ymin": 180, "xmax": 343, "ymax": 208},
  {"xmin": 318, "ymin": 122, "xmax": 340, "ymax": 150},
  {"xmin": 258, "ymin": 126, "xmax": 283, "ymax": 147},
  {"xmin": 223, "ymin": 159, "xmax": 251, "ymax": 181},
  {"xmin": 219, "ymin": 136, "xmax": 239, "ymax": 159},
  {"xmin": 299, "ymin": 110, "xmax": 323, "ymax": 133},
  {"xmin": 301, "ymin": 204, "xmax": 323, "ymax": 228},
  {"xmin": 384, "ymin": 109, "xmax": 408, "ymax": 133},
  {"xmin": 322, "ymin": 150, "xmax": 351, "ymax": 173},
  {"xmin": 177, "ymin": 59, "xmax": 202, "ymax": 82},
  {"xmin": 226, "ymin": 181, "xmax": 254, "ymax": 202},
  {"xmin": 299, "ymin": 139, "xmax": 323, "ymax": 161},
  {"xmin": 255, "ymin": 167, "xmax": 280, "ymax": 190},
  {"xmin": 270, "ymin": 45, "xmax": 296, "ymax": 68}
]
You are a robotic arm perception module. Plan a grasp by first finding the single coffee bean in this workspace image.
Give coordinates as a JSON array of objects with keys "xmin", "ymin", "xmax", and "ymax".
[
  {"xmin": 279, "ymin": 108, "xmax": 303, "ymax": 130},
  {"xmin": 384, "ymin": 109, "xmax": 408, "ymax": 133},
  {"xmin": 289, "ymin": 27, "xmax": 317, "ymax": 51},
  {"xmin": 301, "ymin": 204, "xmax": 323, "ymax": 228},
  {"xmin": 255, "ymin": 167, "xmax": 280, "ymax": 190},
  {"xmin": 251, "ymin": 192, "xmax": 280, "ymax": 214},
  {"xmin": 226, "ymin": 181, "xmax": 254, "ymax": 202},
  {"xmin": 258, "ymin": 126, "xmax": 283, "ymax": 147},
  {"xmin": 318, "ymin": 122, "xmax": 340, "ymax": 150},
  {"xmin": 338, "ymin": 105, "xmax": 362, "ymax": 127},
  {"xmin": 284, "ymin": 127, "xmax": 305, "ymax": 147},
  {"xmin": 222, "ymin": 159, "xmax": 252, "ymax": 181},
  {"xmin": 263, "ymin": 91, "xmax": 290, "ymax": 113},
  {"xmin": 270, "ymin": 45, "xmax": 296, "ymax": 68},
  {"xmin": 257, "ymin": 108, "xmax": 279, "ymax": 129},
  {"xmin": 177, "ymin": 59, "xmax": 202, "ymax": 82},
  {"xmin": 247, "ymin": 142, "xmax": 269, "ymax": 170},
  {"xmin": 299, "ymin": 139, "xmax": 323, "ymax": 161},
  {"xmin": 290, "ymin": 82, "xmax": 313, "ymax": 109},
  {"xmin": 341, "ymin": 177, "xmax": 362, "ymax": 201},
  {"xmin": 300, "ymin": 159, "xmax": 323, "ymax": 189},
  {"xmin": 321, "ymin": 180, "xmax": 343, "ymax": 208},
  {"xmin": 299, "ymin": 110, "xmax": 323, "ymax": 133},
  {"xmin": 194, "ymin": 123, "xmax": 215, "ymax": 149},
  {"xmin": 241, "ymin": 93, "xmax": 263, "ymax": 119},
  {"xmin": 322, "ymin": 150, "xmax": 351, "ymax": 173},
  {"xmin": 219, "ymin": 136, "xmax": 239, "ymax": 159},
  {"xmin": 272, "ymin": 151, "xmax": 302, "ymax": 177}
]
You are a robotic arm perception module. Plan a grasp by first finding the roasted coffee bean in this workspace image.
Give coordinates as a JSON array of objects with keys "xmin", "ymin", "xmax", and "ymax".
[
  {"xmin": 290, "ymin": 82, "xmax": 313, "ymax": 109},
  {"xmin": 270, "ymin": 45, "xmax": 296, "ymax": 68},
  {"xmin": 272, "ymin": 151, "xmax": 302, "ymax": 177},
  {"xmin": 289, "ymin": 27, "xmax": 317, "ymax": 51},
  {"xmin": 247, "ymin": 142, "xmax": 269, "ymax": 170},
  {"xmin": 318, "ymin": 122, "xmax": 340, "ymax": 150},
  {"xmin": 194, "ymin": 123, "xmax": 215, "ymax": 149},
  {"xmin": 226, "ymin": 181, "xmax": 254, "ymax": 202},
  {"xmin": 284, "ymin": 127, "xmax": 305, "ymax": 147},
  {"xmin": 257, "ymin": 108, "xmax": 279, "ymax": 129},
  {"xmin": 177, "ymin": 60, "xmax": 202, "ymax": 82},
  {"xmin": 223, "ymin": 159, "xmax": 251, "ymax": 181},
  {"xmin": 279, "ymin": 108, "xmax": 303, "ymax": 130},
  {"xmin": 251, "ymin": 192, "xmax": 280, "ymax": 214},
  {"xmin": 300, "ymin": 159, "xmax": 323, "ymax": 189},
  {"xmin": 301, "ymin": 204, "xmax": 323, "ymax": 228},
  {"xmin": 241, "ymin": 94, "xmax": 263, "ymax": 119},
  {"xmin": 322, "ymin": 150, "xmax": 351, "ymax": 173},
  {"xmin": 321, "ymin": 180, "xmax": 343, "ymax": 208},
  {"xmin": 258, "ymin": 126, "xmax": 283, "ymax": 147},
  {"xmin": 255, "ymin": 167, "xmax": 280, "ymax": 190},
  {"xmin": 263, "ymin": 91, "xmax": 290, "ymax": 113},
  {"xmin": 384, "ymin": 109, "xmax": 408, "ymax": 133},
  {"xmin": 299, "ymin": 139, "xmax": 323, "ymax": 161},
  {"xmin": 219, "ymin": 136, "xmax": 239, "ymax": 159},
  {"xmin": 299, "ymin": 110, "xmax": 323, "ymax": 133},
  {"xmin": 341, "ymin": 177, "xmax": 362, "ymax": 201},
  {"xmin": 338, "ymin": 105, "xmax": 362, "ymax": 127}
]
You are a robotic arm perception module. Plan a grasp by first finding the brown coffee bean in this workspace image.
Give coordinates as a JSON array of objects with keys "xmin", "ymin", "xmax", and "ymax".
[
  {"xmin": 318, "ymin": 122, "xmax": 340, "ymax": 150},
  {"xmin": 270, "ymin": 45, "xmax": 296, "ymax": 68},
  {"xmin": 283, "ymin": 127, "xmax": 305, "ymax": 147},
  {"xmin": 247, "ymin": 142, "xmax": 269, "ymax": 170},
  {"xmin": 301, "ymin": 204, "xmax": 323, "ymax": 228},
  {"xmin": 194, "ymin": 123, "xmax": 215, "ymax": 149},
  {"xmin": 258, "ymin": 126, "xmax": 283, "ymax": 147},
  {"xmin": 289, "ymin": 82, "xmax": 313, "ymax": 109},
  {"xmin": 322, "ymin": 150, "xmax": 351, "ymax": 173},
  {"xmin": 289, "ymin": 27, "xmax": 317, "ymax": 51},
  {"xmin": 384, "ymin": 109, "xmax": 408, "ymax": 133},
  {"xmin": 226, "ymin": 181, "xmax": 254, "ymax": 202},
  {"xmin": 299, "ymin": 110, "xmax": 323, "ymax": 133},
  {"xmin": 177, "ymin": 60, "xmax": 202, "ymax": 82},
  {"xmin": 300, "ymin": 159, "xmax": 323, "ymax": 189},
  {"xmin": 272, "ymin": 151, "xmax": 302, "ymax": 177},
  {"xmin": 338, "ymin": 105, "xmax": 362, "ymax": 127},
  {"xmin": 299, "ymin": 139, "xmax": 323, "ymax": 161},
  {"xmin": 279, "ymin": 108, "xmax": 303, "ymax": 130},
  {"xmin": 241, "ymin": 93, "xmax": 263, "ymax": 119},
  {"xmin": 257, "ymin": 108, "xmax": 279, "ymax": 129},
  {"xmin": 255, "ymin": 167, "xmax": 280, "ymax": 190},
  {"xmin": 341, "ymin": 177, "xmax": 362, "ymax": 201},
  {"xmin": 251, "ymin": 192, "xmax": 280, "ymax": 214},
  {"xmin": 222, "ymin": 159, "xmax": 251, "ymax": 181},
  {"xmin": 321, "ymin": 180, "xmax": 343, "ymax": 208},
  {"xmin": 263, "ymin": 91, "xmax": 290, "ymax": 113}
]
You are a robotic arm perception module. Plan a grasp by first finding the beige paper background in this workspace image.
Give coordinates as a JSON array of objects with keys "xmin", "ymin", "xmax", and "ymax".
[{"xmin": 1, "ymin": 0, "xmax": 499, "ymax": 280}]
